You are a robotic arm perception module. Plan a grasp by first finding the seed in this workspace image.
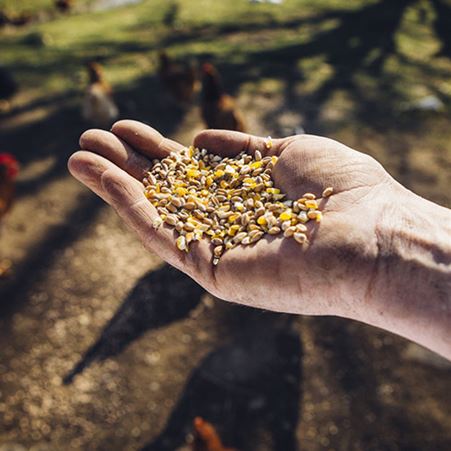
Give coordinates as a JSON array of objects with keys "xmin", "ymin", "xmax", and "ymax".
[
  {"xmin": 308, "ymin": 210, "xmax": 319, "ymax": 220},
  {"xmin": 322, "ymin": 186, "xmax": 334, "ymax": 197},
  {"xmin": 152, "ymin": 217, "xmax": 163, "ymax": 229},
  {"xmin": 293, "ymin": 232, "xmax": 307, "ymax": 244},
  {"xmin": 144, "ymin": 145, "xmax": 328, "ymax": 264},
  {"xmin": 268, "ymin": 226, "xmax": 281, "ymax": 235},
  {"xmin": 176, "ymin": 236, "xmax": 187, "ymax": 251},
  {"xmin": 284, "ymin": 226, "xmax": 297, "ymax": 237},
  {"xmin": 255, "ymin": 149, "xmax": 262, "ymax": 161},
  {"xmin": 305, "ymin": 200, "xmax": 318, "ymax": 209},
  {"xmin": 279, "ymin": 210, "xmax": 292, "ymax": 221},
  {"xmin": 296, "ymin": 223, "xmax": 308, "ymax": 232},
  {"xmin": 164, "ymin": 214, "xmax": 177, "ymax": 226},
  {"xmin": 249, "ymin": 231, "xmax": 264, "ymax": 243},
  {"xmin": 234, "ymin": 232, "xmax": 247, "ymax": 243}
]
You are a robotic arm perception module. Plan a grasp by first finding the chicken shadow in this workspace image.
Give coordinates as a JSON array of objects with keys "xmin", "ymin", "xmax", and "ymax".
[
  {"xmin": 63, "ymin": 264, "xmax": 205, "ymax": 384},
  {"xmin": 141, "ymin": 311, "xmax": 302, "ymax": 451}
]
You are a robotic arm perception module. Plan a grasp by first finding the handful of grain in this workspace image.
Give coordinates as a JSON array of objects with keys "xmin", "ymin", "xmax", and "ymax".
[{"xmin": 143, "ymin": 145, "xmax": 333, "ymax": 266}]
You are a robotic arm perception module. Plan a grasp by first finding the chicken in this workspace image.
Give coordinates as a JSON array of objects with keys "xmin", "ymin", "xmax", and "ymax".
[
  {"xmin": 192, "ymin": 417, "xmax": 237, "ymax": 451},
  {"xmin": 82, "ymin": 61, "xmax": 119, "ymax": 128},
  {"xmin": 0, "ymin": 153, "xmax": 19, "ymax": 278},
  {"xmin": 158, "ymin": 51, "xmax": 198, "ymax": 105},
  {"xmin": 200, "ymin": 63, "xmax": 246, "ymax": 132},
  {"xmin": 55, "ymin": 0, "xmax": 74, "ymax": 13},
  {"xmin": 0, "ymin": 66, "xmax": 18, "ymax": 112}
]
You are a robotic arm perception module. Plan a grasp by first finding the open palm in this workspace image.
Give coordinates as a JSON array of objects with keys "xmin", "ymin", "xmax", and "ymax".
[{"xmin": 69, "ymin": 120, "xmax": 397, "ymax": 318}]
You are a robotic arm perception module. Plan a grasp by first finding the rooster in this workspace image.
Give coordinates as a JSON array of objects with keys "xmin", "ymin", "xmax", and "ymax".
[
  {"xmin": 192, "ymin": 417, "xmax": 237, "ymax": 451},
  {"xmin": 200, "ymin": 63, "xmax": 246, "ymax": 132},
  {"xmin": 0, "ymin": 153, "xmax": 19, "ymax": 277},
  {"xmin": 158, "ymin": 51, "xmax": 198, "ymax": 105},
  {"xmin": 82, "ymin": 61, "xmax": 119, "ymax": 128},
  {"xmin": 55, "ymin": 0, "xmax": 74, "ymax": 13}
]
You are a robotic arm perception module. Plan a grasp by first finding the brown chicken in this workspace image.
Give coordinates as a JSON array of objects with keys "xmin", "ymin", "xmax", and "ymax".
[
  {"xmin": 191, "ymin": 417, "xmax": 237, "ymax": 451},
  {"xmin": 200, "ymin": 63, "xmax": 246, "ymax": 132},
  {"xmin": 158, "ymin": 51, "xmax": 198, "ymax": 105},
  {"xmin": 82, "ymin": 61, "xmax": 119, "ymax": 128},
  {"xmin": 0, "ymin": 153, "xmax": 19, "ymax": 277},
  {"xmin": 55, "ymin": 0, "xmax": 74, "ymax": 13}
]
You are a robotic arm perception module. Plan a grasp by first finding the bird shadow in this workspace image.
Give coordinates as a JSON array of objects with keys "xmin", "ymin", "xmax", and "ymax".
[
  {"xmin": 63, "ymin": 264, "xmax": 205, "ymax": 384},
  {"xmin": 141, "ymin": 310, "xmax": 302, "ymax": 451}
]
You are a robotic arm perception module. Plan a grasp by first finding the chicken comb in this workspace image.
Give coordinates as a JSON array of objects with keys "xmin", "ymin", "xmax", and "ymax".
[{"xmin": 0, "ymin": 153, "xmax": 19, "ymax": 179}]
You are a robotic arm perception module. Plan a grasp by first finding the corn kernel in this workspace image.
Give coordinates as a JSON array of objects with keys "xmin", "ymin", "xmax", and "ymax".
[
  {"xmin": 266, "ymin": 188, "xmax": 281, "ymax": 195},
  {"xmin": 187, "ymin": 168, "xmax": 200, "ymax": 178},
  {"xmin": 227, "ymin": 225, "xmax": 240, "ymax": 236},
  {"xmin": 305, "ymin": 200, "xmax": 318, "ymax": 209},
  {"xmin": 279, "ymin": 210, "xmax": 292, "ymax": 221},
  {"xmin": 206, "ymin": 176, "xmax": 213, "ymax": 187},
  {"xmin": 271, "ymin": 156, "xmax": 278, "ymax": 165},
  {"xmin": 250, "ymin": 161, "xmax": 263, "ymax": 169},
  {"xmin": 214, "ymin": 169, "xmax": 225, "ymax": 178},
  {"xmin": 257, "ymin": 216, "xmax": 267, "ymax": 226},
  {"xmin": 175, "ymin": 187, "xmax": 188, "ymax": 196},
  {"xmin": 176, "ymin": 236, "xmax": 187, "ymax": 251},
  {"xmin": 228, "ymin": 214, "xmax": 240, "ymax": 223}
]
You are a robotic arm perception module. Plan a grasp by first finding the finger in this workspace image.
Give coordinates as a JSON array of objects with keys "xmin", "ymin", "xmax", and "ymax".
[
  {"xmin": 111, "ymin": 119, "xmax": 184, "ymax": 159},
  {"xmin": 79, "ymin": 129, "xmax": 151, "ymax": 180},
  {"xmin": 68, "ymin": 151, "xmax": 180, "ymax": 265},
  {"xmin": 68, "ymin": 151, "xmax": 214, "ymax": 282},
  {"xmin": 193, "ymin": 130, "xmax": 283, "ymax": 157}
]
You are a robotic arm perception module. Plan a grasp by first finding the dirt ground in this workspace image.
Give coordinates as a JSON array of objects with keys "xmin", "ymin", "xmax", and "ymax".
[{"xmin": 1, "ymin": 1, "xmax": 451, "ymax": 450}]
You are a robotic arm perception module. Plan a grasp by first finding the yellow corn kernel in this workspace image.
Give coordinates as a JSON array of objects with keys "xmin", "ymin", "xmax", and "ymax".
[
  {"xmin": 227, "ymin": 225, "xmax": 240, "ymax": 236},
  {"xmin": 220, "ymin": 180, "xmax": 228, "ymax": 189},
  {"xmin": 188, "ymin": 146, "xmax": 195, "ymax": 158},
  {"xmin": 228, "ymin": 214, "xmax": 240, "ymax": 223},
  {"xmin": 214, "ymin": 169, "xmax": 225, "ymax": 178},
  {"xmin": 315, "ymin": 211, "xmax": 322, "ymax": 222},
  {"xmin": 206, "ymin": 176, "xmax": 213, "ymax": 187},
  {"xmin": 175, "ymin": 187, "xmax": 188, "ymax": 196},
  {"xmin": 266, "ymin": 188, "xmax": 281, "ymax": 195},
  {"xmin": 243, "ymin": 178, "xmax": 254, "ymax": 184},
  {"xmin": 271, "ymin": 156, "xmax": 278, "ymax": 165},
  {"xmin": 187, "ymin": 168, "xmax": 200, "ymax": 178},
  {"xmin": 200, "ymin": 189, "xmax": 209, "ymax": 197},
  {"xmin": 250, "ymin": 161, "xmax": 263, "ymax": 169},
  {"xmin": 279, "ymin": 210, "xmax": 292, "ymax": 221},
  {"xmin": 305, "ymin": 200, "xmax": 318, "ymax": 209},
  {"xmin": 257, "ymin": 216, "xmax": 267, "ymax": 226}
]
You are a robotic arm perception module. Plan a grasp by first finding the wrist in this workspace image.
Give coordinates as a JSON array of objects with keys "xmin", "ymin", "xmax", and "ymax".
[{"xmin": 369, "ymin": 184, "xmax": 451, "ymax": 358}]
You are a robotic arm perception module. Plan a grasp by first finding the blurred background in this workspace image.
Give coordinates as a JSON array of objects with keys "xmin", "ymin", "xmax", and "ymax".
[{"xmin": 0, "ymin": 0, "xmax": 450, "ymax": 450}]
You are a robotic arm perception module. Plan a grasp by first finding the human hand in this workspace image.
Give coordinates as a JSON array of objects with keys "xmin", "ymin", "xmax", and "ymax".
[{"xmin": 68, "ymin": 120, "xmax": 397, "ymax": 319}]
